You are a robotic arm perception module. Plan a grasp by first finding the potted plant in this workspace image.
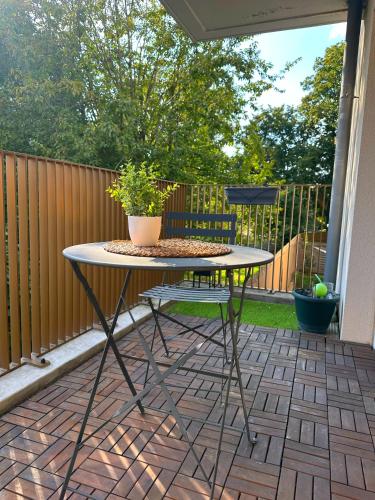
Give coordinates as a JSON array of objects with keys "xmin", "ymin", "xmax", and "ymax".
[
  {"xmin": 292, "ymin": 276, "xmax": 340, "ymax": 334},
  {"xmin": 107, "ymin": 162, "xmax": 178, "ymax": 246}
]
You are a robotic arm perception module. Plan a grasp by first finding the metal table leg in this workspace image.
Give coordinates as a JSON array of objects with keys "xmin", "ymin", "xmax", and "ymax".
[
  {"xmin": 209, "ymin": 268, "xmax": 256, "ymax": 500},
  {"xmin": 229, "ymin": 269, "xmax": 257, "ymax": 444},
  {"xmin": 59, "ymin": 264, "xmax": 143, "ymax": 500}
]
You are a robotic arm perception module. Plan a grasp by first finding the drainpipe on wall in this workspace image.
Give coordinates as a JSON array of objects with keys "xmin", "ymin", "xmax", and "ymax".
[{"xmin": 324, "ymin": 0, "xmax": 363, "ymax": 285}]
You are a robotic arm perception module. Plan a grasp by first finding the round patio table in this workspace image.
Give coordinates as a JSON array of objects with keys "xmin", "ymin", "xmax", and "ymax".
[
  {"xmin": 63, "ymin": 241, "xmax": 273, "ymax": 270},
  {"xmin": 60, "ymin": 241, "xmax": 274, "ymax": 500}
]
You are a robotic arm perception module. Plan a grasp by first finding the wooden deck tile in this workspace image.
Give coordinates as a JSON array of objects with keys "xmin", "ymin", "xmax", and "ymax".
[
  {"xmin": 277, "ymin": 467, "xmax": 296, "ymax": 499},
  {"xmin": 5, "ymin": 477, "xmax": 54, "ymax": 499},
  {"xmin": 0, "ymin": 446, "xmax": 37, "ymax": 466},
  {"xmin": 111, "ymin": 460, "xmax": 148, "ymax": 497},
  {"xmin": 0, "ymin": 463, "xmax": 27, "ymax": 491},
  {"xmin": 19, "ymin": 466, "xmax": 63, "ymax": 490},
  {"xmin": 71, "ymin": 467, "xmax": 118, "ymax": 492},
  {"xmin": 0, "ymin": 491, "xmax": 22, "ymax": 499},
  {"xmin": 331, "ymin": 481, "xmax": 375, "ymax": 499},
  {"xmin": 1, "ymin": 314, "xmax": 375, "ymax": 498}
]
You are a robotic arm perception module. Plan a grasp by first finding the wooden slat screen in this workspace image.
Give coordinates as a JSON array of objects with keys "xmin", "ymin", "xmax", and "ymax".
[{"xmin": 0, "ymin": 151, "xmax": 187, "ymax": 375}]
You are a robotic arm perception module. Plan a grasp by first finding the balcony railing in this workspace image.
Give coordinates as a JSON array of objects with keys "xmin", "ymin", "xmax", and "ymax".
[
  {"xmin": 185, "ymin": 183, "xmax": 331, "ymax": 291},
  {"xmin": 0, "ymin": 150, "xmax": 331, "ymax": 375}
]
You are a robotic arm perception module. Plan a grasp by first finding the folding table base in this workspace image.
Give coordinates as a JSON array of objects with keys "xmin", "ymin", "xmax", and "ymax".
[
  {"xmin": 59, "ymin": 264, "xmax": 210, "ymax": 499},
  {"xmin": 60, "ymin": 262, "xmax": 257, "ymax": 500}
]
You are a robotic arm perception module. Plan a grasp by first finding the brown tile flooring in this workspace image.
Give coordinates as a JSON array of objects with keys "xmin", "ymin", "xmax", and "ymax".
[{"xmin": 1, "ymin": 314, "xmax": 375, "ymax": 499}]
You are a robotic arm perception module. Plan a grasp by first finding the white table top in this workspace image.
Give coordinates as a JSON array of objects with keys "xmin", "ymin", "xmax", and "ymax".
[{"xmin": 63, "ymin": 242, "xmax": 274, "ymax": 271}]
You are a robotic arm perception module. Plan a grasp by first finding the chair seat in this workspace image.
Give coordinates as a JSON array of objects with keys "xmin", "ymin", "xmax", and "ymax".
[{"xmin": 140, "ymin": 285, "xmax": 230, "ymax": 304}]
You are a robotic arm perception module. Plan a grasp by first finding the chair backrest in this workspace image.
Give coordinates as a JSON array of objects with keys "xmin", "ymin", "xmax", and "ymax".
[{"xmin": 165, "ymin": 212, "xmax": 237, "ymax": 244}]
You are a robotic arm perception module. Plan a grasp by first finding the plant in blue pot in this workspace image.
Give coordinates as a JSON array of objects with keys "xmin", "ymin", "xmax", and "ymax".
[{"xmin": 292, "ymin": 275, "xmax": 340, "ymax": 334}]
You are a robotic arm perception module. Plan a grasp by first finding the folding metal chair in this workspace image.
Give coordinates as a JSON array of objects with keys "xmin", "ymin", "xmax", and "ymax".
[
  {"xmin": 140, "ymin": 211, "xmax": 237, "ymax": 359},
  {"xmin": 134, "ymin": 211, "xmax": 259, "ymax": 500}
]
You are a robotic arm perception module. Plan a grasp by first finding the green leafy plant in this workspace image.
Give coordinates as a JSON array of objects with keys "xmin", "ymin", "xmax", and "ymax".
[{"xmin": 107, "ymin": 162, "xmax": 178, "ymax": 217}]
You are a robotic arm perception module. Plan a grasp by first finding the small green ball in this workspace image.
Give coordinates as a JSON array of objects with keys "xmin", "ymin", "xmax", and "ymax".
[{"xmin": 314, "ymin": 282, "xmax": 328, "ymax": 298}]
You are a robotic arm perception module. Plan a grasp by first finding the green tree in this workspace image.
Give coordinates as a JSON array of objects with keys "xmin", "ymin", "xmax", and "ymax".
[
  {"xmin": 230, "ymin": 122, "xmax": 275, "ymax": 185},
  {"xmin": 299, "ymin": 41, "xmax": 345, "ymax": 181},
  {"xmin": 251, "ymin": 42, "xmax": 344, "ymax": 184},
  {"xmin": 0, "ymin": 1, "xmax": 88, "ymax": 159},
  {"xmin": 0, "ymin": 0, "xmax": 275, "ymax": 183}
]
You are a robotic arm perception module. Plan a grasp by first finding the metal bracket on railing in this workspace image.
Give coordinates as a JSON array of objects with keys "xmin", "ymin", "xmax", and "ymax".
[{"xmin": 21, "ymin": 355, "xmax": 50, "ymax": 368}]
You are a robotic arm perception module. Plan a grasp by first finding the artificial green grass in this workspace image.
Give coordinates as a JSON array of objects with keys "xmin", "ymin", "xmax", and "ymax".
[{"xmin": 168, "ymin": 298, "xmax": 298, "ymax": 330}]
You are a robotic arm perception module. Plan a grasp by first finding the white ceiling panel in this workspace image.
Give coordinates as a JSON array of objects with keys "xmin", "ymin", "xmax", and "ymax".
[{"xmin": 159, "ymin": 0, "xmax": 348, "ymax": 41}]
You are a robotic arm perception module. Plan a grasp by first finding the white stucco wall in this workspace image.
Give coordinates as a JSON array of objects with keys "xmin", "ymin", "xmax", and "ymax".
[{"xmin": 337, "ymin": 0, "xmax": 375, "ymax": 345}]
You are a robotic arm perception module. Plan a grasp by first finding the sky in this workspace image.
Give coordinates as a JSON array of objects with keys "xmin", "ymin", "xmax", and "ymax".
[
  {"xmin": 254, "ymin": 22, "xmax": 347, "ymax": 108},
  {"xmin": 222, "ymin": 22, "xmax": 346, "ymax": 156}
]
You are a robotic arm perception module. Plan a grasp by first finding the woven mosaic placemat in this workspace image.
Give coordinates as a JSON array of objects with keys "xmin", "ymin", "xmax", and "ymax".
[{"xmin": 104, "ymin": 238, "xmax": 231, "ymax": 258}]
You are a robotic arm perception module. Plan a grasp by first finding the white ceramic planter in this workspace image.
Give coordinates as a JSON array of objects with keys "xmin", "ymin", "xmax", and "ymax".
[{"xmin": 128, "ymin": 215, "xmax": 161, "ymax": 246}]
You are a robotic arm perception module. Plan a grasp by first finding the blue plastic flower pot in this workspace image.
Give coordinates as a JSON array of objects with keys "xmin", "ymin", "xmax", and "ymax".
[{"xmin": 292, "ymin": 289, "xmax": 339, "ymax": 334}]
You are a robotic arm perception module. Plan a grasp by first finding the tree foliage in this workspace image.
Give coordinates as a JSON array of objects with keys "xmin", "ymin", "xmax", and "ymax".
[
  {"xmin": 0, "ymin": 0, "xmax": 275, "ymax": 182},
  {"xmin": 248, "ymin": 42, "xmax": 344, "ymax": 184},
  {"xmin": 0, "ymin": 0, "xmax": 344, "ymax": 185}
]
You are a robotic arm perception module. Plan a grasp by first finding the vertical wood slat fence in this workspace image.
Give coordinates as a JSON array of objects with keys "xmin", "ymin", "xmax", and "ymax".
[{"xmin": 0, "ymin": 151, "xmax": 187, "ymax": 375}]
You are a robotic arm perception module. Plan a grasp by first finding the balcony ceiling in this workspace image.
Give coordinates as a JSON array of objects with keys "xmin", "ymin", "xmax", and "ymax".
[{"xmin": 159, "ymin": 0, "xmax": 348, "ymax": 41}]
